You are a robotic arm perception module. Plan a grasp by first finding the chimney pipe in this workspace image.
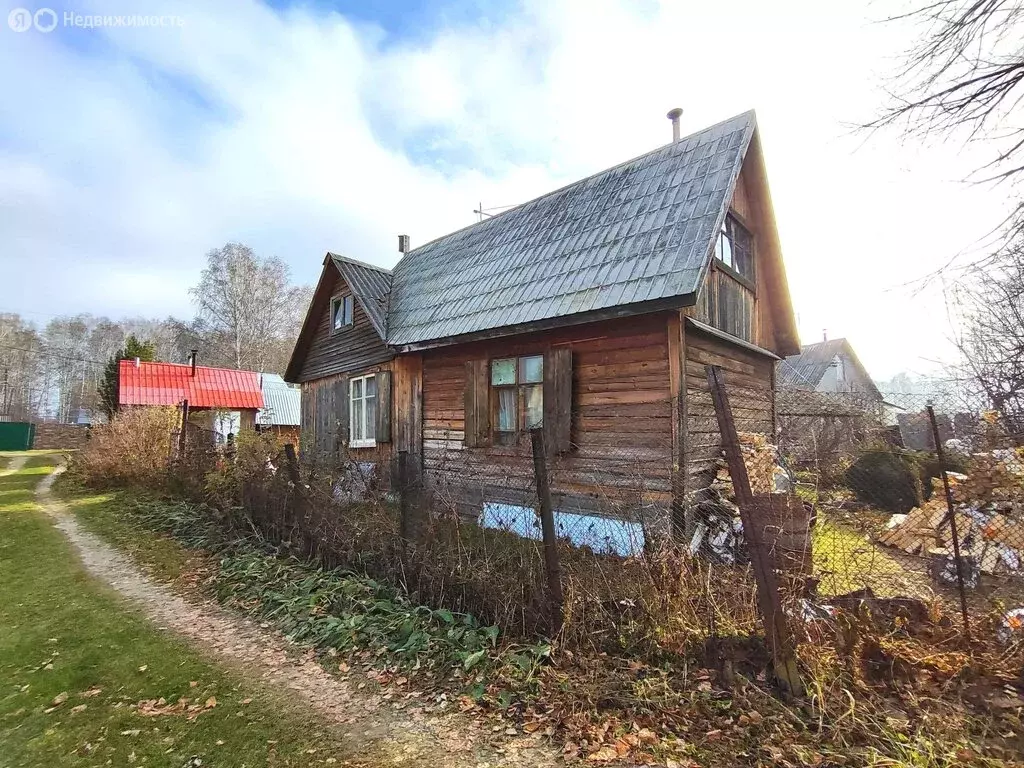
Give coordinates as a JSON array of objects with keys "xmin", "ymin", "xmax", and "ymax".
[
  {"xmin": 666, "ymin": 107, "xmax": 683, "ymax": 142},
  {"xmin": 398, "ymin": 234, "xmax": 410, "ymax": 254},
  {"xmin": 822, "ymin": 329, "xmax": 828, "ymax": 343},
  {"xmin": 134, "ymin": 357, "xmax": 140, "ymax": 368},
  {"xmin": 190, "ymin": 349, "xmax": 198, "ymax": 377}
]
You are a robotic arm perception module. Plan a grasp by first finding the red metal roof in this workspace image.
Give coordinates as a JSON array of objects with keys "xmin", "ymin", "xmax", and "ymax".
[{"xmin": 118, "ymin": 360, "xmax": 264, "ymax": 409}]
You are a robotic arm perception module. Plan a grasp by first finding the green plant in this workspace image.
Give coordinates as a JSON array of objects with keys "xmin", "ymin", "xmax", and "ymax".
[
  {"xmin": 97, "ymin": 334, "xmax": 156, "ymax": 421},
  {"xmin": 844, "ymin": 450, "xmax": 922, "ymax": 513}
]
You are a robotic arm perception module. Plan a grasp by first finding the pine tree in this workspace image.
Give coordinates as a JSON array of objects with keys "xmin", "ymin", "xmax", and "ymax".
[{"xmin": 98, "ymin": 335, "xmax": 156, "ymax": 420}]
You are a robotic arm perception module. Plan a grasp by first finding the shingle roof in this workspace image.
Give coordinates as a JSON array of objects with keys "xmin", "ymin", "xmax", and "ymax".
[
  {"xmin": 778, "ymin": 339, "xmax": 881, "ymax": 400},
  {"xmin": 386, "ymin": 111, "xmax": 756, "ymax": 346},
  {"xmin": 329, "ymin": 254, "xmax": 392, "ymax": 339},
  {"xmin": 118, "ymin": 360, "xmax": 263, "ymax": 409}
]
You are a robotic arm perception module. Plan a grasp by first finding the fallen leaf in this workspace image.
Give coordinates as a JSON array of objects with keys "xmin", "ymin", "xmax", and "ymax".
[
  {"xmin": 339, "ymin": 662, "xmax": 350, "ymax": 673},
  {"xmin": 80, "ymin": 688, "xmax": 102, "ymax": 698},
  {"xmin": 137, "ymin": 665, "xmax": 148, "ymax": 673},
  {"xmin": 747, "ymin": 710, "xmax": 764, "ymax": 725},
  {"xmin": 189, "ymin": 681, "xmax": 198, "ymax": 688},
  {"xmin": 121, "ymin": 730, "xmax": 142, "ymax": 737},
  {"xmin": 586, "ymin": 746, "xmax": 619, "ymax": 762},
  {"xmin": 240, "ymin": 698, "xmax": 252, "ymax": 705},
  {"xmin": 70, "ymin": 704, "xmax": 87, "ymax": 714},
  {"xmin": 204, "ymin": 697, "xmax": 217, "ymax": 709},
  {"xmin": 51, "ymin": 692, "xmax": 68, "ymax": 706}
]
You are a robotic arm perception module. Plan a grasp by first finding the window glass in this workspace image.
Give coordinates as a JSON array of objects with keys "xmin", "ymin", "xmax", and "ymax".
[
  {"xmin": 352, "ymin": 397, "xmax": 364, "ymax": 441},
  {"xmin": 365, "ymin": 376, "xmax": 377, "ymax": 397},
  {"xmin": 343, "ymin": 296, "xmax": 354, "ymax": 324},
  {"xmin": 351, "ymin": 377, "xmax": 362, "ymax": 399},
  {"xmin": 524, "ymin": 384, "xmax": 543, "ymax": 428},
  {"xmin": 497, "ymin": 388, "xmax": 517, "ymax": 431},
  {"xmin": 491, "ymin": 358, "xmax": 516, "ymax": 386},
  {"xmin": 716, "ymin": 230, "xmax": 733, "ymax": 268},
  {"xmin": 520, "ymin": 355, "xmax": 543, "ymax": 383},
  {"xmin": 332, "ymin": 299, "xmax": 344, "ymax": 330},
  {"xmin": 365, "ymin": 395, "xmax": 376, "ymax": 441}
]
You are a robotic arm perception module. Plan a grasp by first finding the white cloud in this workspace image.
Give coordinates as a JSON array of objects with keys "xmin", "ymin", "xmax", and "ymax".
[{"xmin": 0, "ymin": 0, "xmax": 1012, "ymax": 379}]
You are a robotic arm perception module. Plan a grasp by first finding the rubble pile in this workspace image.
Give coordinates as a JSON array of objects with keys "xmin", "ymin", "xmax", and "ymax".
[
  {"xmin": 689, "ymin": 432, "xmax": 793, "ymax": 565},
  {"xmin": 878, "ymin": 448, "xmax": 1024, "ymax": 578}
]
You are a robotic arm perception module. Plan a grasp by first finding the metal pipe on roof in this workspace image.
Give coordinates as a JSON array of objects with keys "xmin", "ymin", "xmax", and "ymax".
[
  {"xmin": 190, "ymin": 349, "xmax": 198, "ymax": 377},
  {"xmin": 398, "ymin": 234, "xmax": 410, "ymax": 253},
  {"xmin": 666, "ymin": 107, "xmax": 683, "ymax": 142}
]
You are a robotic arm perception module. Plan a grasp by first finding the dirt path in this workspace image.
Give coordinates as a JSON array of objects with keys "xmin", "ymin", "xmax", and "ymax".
[
  {"xmin": 37, "ymin": 464, "xmax": 560, "ymax": 768},
  {"xmin": 1, "ymin": 455, "xmax": 28, "ymax": 477}
]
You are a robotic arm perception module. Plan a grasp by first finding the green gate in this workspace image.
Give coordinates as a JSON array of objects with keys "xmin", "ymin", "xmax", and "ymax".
[{"xmin": 0, "ymin": 422, "xmax": 35, "ymax": 451}]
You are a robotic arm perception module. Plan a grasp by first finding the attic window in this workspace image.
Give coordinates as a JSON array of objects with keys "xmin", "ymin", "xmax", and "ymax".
[
  {"xmin": 714, "ymin": 214, "xmax": 754, "ymax": 282},
  {"xmin": 332, "ymin": 295, "xmax": 354, "ymax": 331}
]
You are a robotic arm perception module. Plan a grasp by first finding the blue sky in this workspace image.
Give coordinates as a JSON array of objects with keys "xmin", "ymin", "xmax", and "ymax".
[{"xmin": 0, "ymin": 0, "xmax": 1011, "ymax": 377}]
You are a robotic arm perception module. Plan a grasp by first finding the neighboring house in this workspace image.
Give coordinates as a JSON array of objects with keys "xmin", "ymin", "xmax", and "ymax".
[
  {"xmin": 285, "ymin": 110, "xmax": 799, "ymax": 533},
  {"xmin": 257, "ymin": 373, "xmax": 301, "ymax": 444},
  {"xmin": 118, "ymin": 359, "xmax": 264, "ymax": 439},
  {"xmin": 776, "ymin": 338, "xmax": 886, "ymax": 460},
  {"xmin": 778, "ymin": 338, "xmax": 881, "ymax": 397}
]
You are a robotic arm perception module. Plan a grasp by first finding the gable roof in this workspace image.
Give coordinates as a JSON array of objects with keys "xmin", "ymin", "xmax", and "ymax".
[
  {"xmin": 779, "ymin": 338, "xmax": 881, "ymax": 398},
  {"xmin": 284, "ymin": 254, "xmax": 392, "ymax": 381},
  {"xmin": 118, "ymin": 360, "xmax": 263, "ymax": 409},
  {"xmin": 329, "ymin": 254, "xmax": 392, "ymax": 339},
  {"xmin": 387, "ymin": 111, "xmax": 756, "ymax": 346}
]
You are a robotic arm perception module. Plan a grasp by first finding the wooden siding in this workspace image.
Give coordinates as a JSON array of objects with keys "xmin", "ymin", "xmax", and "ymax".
[
  {"xmin": 684, "ymin": 325, "xmax": 775, "ymax": 494},
  {"xmin": 299, "ymin": 360, "xmax": 395, "ymax": 471},
  {"xmin": 686, "ymin": 158, "xmax": 788, "ymax": 355},
  {"xmin": 296, "ymin": 269, "xmax": 394, "ymax": 383},
  {"xmin": 420, "ymin": 314, "xmax": 674, "ymax": 516}
]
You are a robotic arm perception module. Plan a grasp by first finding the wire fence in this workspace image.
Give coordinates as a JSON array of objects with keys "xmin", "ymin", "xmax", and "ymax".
[{"xmin": 167, "ymin": 367, "xmax": 1024, "ymax": 687}]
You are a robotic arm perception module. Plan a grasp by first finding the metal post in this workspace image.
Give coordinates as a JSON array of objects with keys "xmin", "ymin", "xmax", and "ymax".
[
  {"xmin": 178, "ymin": 399, "xmax": 189, "ymax": 459},
  {"xmin": 531, "ymin": 428, "xmax": 564, "ymax": 633},
  {"xmin": 926, "ymin": 404, "xmax": 971, "ymax": 641}
]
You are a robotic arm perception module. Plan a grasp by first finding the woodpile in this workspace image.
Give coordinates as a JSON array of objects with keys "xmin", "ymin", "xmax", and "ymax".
[{"xmin": 877, "ymin": 450, "xmax": 1024, "ymax": 577}]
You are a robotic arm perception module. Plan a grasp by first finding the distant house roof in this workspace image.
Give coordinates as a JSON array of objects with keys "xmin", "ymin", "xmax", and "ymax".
[
  {"xmin": 387, "ymin": 112, "xmax": 757, "ymax": 346},
  {"xmin": 779, "ymin": 338, "xmax": 881, "ymax": 399},
  {"xmin": 257, "ymin": 374, "xmax": 300, "ymax": 426},
  {"xmin": 118, "ymin": 360, "xmax": 264, "ymax": 410}
]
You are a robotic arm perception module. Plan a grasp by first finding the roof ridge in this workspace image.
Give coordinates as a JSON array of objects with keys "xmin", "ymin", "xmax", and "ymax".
[
  {"xmin": 395, "ymin": 110, "xmax": 757, "ymax": 260},
  {"xmin": 328, "ymin": 252, "xmax": 393, "ymax": 275}
]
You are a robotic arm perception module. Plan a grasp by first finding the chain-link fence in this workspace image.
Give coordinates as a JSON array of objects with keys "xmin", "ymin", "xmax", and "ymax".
[{"xmin": 181, "ymin": 367, "xmax": 1024, "ymax": 684}]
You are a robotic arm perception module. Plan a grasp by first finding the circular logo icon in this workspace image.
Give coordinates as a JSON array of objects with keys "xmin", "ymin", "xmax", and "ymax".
[
  {"xmin": 8, "ymin": 7, "xmax": 32, "ymax": 32},
  {"xmin": 34, "ymin": 8, "xmax": 57, "ymax": 32}
]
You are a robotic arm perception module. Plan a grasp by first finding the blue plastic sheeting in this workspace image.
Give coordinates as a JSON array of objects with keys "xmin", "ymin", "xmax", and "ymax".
[{"xmin": 480, "ymin": 503, "xmax": 645, "ymax": 557}]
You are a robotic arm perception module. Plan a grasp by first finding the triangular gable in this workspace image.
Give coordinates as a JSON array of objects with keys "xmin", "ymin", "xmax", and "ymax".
[{"xmin": 284, "ymin": 253, "xmax": 392, "ymax": 382}]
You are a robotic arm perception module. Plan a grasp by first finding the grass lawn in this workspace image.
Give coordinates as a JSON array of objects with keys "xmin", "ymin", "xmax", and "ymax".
[
  {"xmin": 812, "ymin": 516, "xmax": 928, "ymax": 598},
  {"xmin": 0, "ymin": 458, "xmax": 364, "ymax": 767}
]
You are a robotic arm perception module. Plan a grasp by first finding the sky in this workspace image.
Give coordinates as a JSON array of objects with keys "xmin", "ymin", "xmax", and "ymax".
[{"xmin": 0, "ymin": 0, "xmax": 1014, "ymax": 380}]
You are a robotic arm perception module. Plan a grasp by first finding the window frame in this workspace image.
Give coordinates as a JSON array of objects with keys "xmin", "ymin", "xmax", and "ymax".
[
  {"xmin": 490, "ymin": 354, "xmax": 544, "ymax": 445},
  {"xmin": 713, "ymin": 212, "xmax": 756, "ymax": 290},
  {"xmin": 330, "ymin": 294, "xmax": 354, "ymax": 333},
  {"xmin": 349, "ymin": 372, "xmax": 377, "ymax": 448}
]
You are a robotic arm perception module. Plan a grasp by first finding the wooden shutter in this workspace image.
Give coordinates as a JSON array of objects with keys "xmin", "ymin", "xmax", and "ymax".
[
  {"xmin": 334, "ymin": 377, "xmax": 349, "ymax": 456},
  {"xmin": 543, "ymin": 348, "xmax": 572, "ymax": 454},
  {"xmin": 463, "ymin": 359, "xmax": 489, "ymax": 447},
  {"xmin": 375, "ymin": 370, "xmax": 392, "ymax": 443}
]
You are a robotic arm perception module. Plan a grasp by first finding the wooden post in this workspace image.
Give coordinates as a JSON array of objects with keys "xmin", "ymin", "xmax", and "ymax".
[
  {"xmin": 283, "ymin": 443, "xmax": 302, "ymax": 486},
  {"xmin": 706, "ymin": 365, "xmax": 803, "ymax": 698},
  {"xmin": 926, "ymin": 404, "xmax": 971, "ymax": 641},
  {"xmin": 668, "ymin": 312, "xmax": 688, "ymax": 539},
  {"xmin": 531, "ymin": 428, "xmax": 564, "ymax": 633},
  {"xmin": 178, "ymin": 399, "xmax": 189, "ymax": 459},
  {"xmin": 398, "ymin": 449, "xmax": 414, "ymax": 541}
]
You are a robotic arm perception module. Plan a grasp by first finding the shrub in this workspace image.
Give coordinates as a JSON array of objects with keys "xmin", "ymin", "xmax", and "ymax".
[
  {"xmin": 73, "ymin": 407, "xmax": 180, "ymax": 489},
  {"xmin": 844, "ymin": 449, "xmax": 922, "ymax": 512}
]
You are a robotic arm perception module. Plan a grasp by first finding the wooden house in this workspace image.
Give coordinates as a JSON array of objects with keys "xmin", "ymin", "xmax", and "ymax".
[{"xmin": 285, "ymin": 110, "xmax": 799, "ymax": 534}]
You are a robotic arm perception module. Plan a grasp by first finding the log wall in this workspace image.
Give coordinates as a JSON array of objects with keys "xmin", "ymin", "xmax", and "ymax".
[{"xmin": 420, "ymin": 314, "xmax": 674, "ymax": 516}]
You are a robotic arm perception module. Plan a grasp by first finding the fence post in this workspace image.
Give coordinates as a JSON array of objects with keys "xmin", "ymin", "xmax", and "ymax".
[
  {"xmin": 706, "ymin": 365, "xmax": 803, "ymax": 698},
  {"xmin": 926, "ymin": 404, "xmax": 971, "ymax": 641},
  {"xmin": 178, "ymin": 399, "xmax": 189, "ymax": 459},
  {"xmin": 398, "ymin": 449, "xmax": 413, "ymax": 541},
  {"xmin": 531, "ymin": 428, "xmax": 564, "ymax": 634}
]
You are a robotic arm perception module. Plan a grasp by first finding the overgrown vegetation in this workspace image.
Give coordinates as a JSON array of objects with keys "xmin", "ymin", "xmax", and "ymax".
[{"xmin": 845, "ymin": 449, "xmax": 923, "ymax": 512}]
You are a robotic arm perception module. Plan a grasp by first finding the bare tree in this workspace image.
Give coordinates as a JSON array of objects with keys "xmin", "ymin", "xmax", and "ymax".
[
  {"xmin": 190, "ymin": 243, "xmax": 310, "ymax": 373},
  {"xmin": 950, "ymin": 236, "xmax": 1024, "ymax": 436},
  {"xmin": 871, "ymin": 1, "xmax": 1024, "ymax": 185},
  {"xmin": 0, "ymin": 313, "xmax": 43, "ymax": 421}
]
